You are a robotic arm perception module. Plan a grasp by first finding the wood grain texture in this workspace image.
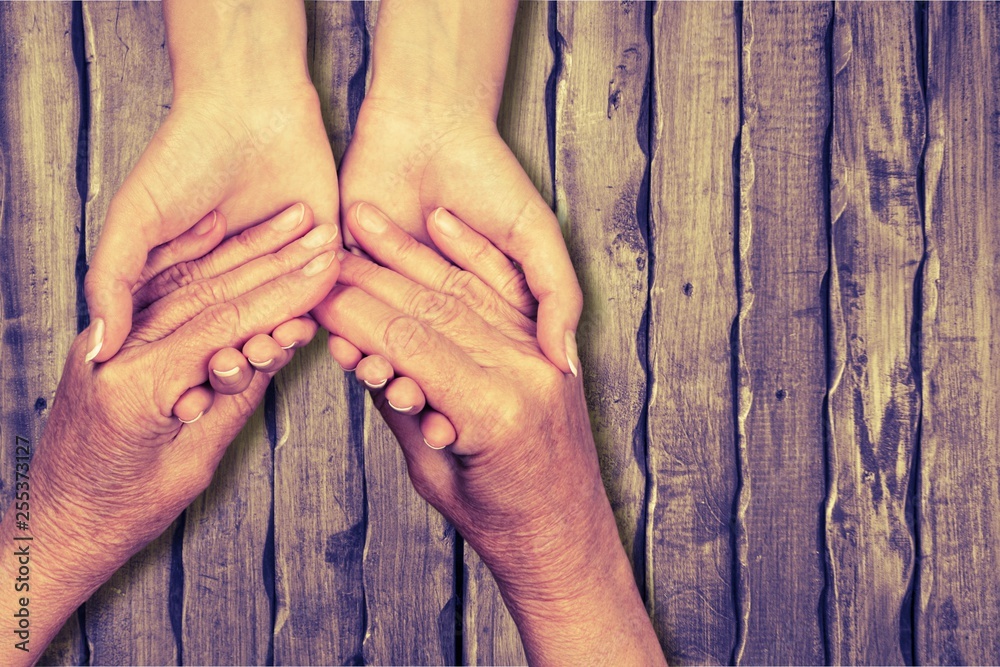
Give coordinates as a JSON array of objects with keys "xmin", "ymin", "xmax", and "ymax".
[
  {"xmin": 736, "ymin": 2, "xmax": 831, "ymax": 663},
  {"xmin": 78, "ymin": 3, "xmax": 178, "ymax": 663},
  {"xmin": 271, "ymin": 3, "xmax": 367, "ymax": 665},
  {"xmin": 460, "ymin": 2, "xmax": 552, "ymax": 664},
  {"xmin": 362, "ymin": 411, "xmax": 457, "ymax": 665},
  {"xmin": 359, "ymin": 4, "xmax": 456, "ymax": 664},
  {"xmin": 647, "ymin": 2, "xmax": 739, "ymax": 663},
  {"xmin": 554, "ymin": 0, "xmax": 650, "ymax": 580},
  {"xmin": 181, "ymin": 408, "xmax": 272, "ymax": 664},
  {"xmin": 919, "ymin": 2, "xmax": 1000, "ymax": 663},
  {"xmin": 825, "ymin": 3, "xmax": 924, "ymax": 664},
  {"xmin": 0, "ymin": 3, "xmax": 85, "ymax": 664}
]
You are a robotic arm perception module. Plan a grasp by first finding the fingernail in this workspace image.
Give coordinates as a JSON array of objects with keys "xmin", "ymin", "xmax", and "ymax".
[
  {"xmin": 336, "ymin": 248, "xmax": 347, "ymax": 261},
  {"xmin": 433, "ymin": 208, "xmax": 461, "ymax": 238},
  {"xmin": 364, "ymin": 378, "xmax": 388, "ymax": 390},
  {"xmin": 387, "ymin": 399, "xmax": 415, "ymax": 414},
  {"xmin": 178, "ymin": 411, "xmax": 204, "ymax": 425},
  {"xmin": 193, "ymin": 211, "xmax": 218, "ymax": 236},
  {"xmin": 84, "ymin": 318, "xmax": 105, "ymax": 364},
  {"xmin": 565, "ymin": 330, "xmax": 579, "ymax": 378},
  {"xmin": 212, "ymin": 366, "xmax": 241, "ymax": 379},
  {"xmin": 280, "ymin": 342, "xmax": 296, "ymax": 350},
  {"xmin": 356, "ymin": 202, "xmax": 388, "ymax": 233},
  {"xmin": 303, "ymin": 251, "xmax": 336, "ymax": 277},
  {"xmin": 302, "ymin": 224, "xmax": 338, "ymax": 249},
  {"xmin": 273, "ymin": 203, "xmax": 305, "ymax": 231},
  {"xmin": 249, "ymin": 358, "xmax": 274, "ymax": 370},
  {"xmin": 424, "ymin": 438, "xmax": 447, "ymax": 451}
]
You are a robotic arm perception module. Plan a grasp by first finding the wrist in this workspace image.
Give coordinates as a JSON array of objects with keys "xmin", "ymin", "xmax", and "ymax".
[{"xmin": 164, "ymin": 0, "xmax": 311, "ymax": 100}]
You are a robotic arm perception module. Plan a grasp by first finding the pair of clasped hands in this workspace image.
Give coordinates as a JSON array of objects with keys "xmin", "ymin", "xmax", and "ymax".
[{"xmin": 0, "ymin": 1, "xmax": 666, "ymax": 664}]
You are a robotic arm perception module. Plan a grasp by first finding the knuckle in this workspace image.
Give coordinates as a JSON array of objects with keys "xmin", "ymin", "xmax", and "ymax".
[
  {"xmin": 498, "ymin": 270, "xmax": 534, "ymax": 310},
  {"xmin": 381, "ymin": 315, "xmax": 432, "ymax": 359},
  {"xmin": 439, "ymin": 268, "xmax": 481, "ymax": 308},
  {"xmin": 161, "ymin": 260, "xmax": 200, "ymax": 292},
  {"xmin": 203, "ymin": 301, "xmax": 243, "ymax": 340},
  {"xmin": 406, "ymin": 289, "xmax": 463, "ymax": 327},
  {"xmin": 184, "ymin": 278, "xmax": 223, "ymax": 311}
]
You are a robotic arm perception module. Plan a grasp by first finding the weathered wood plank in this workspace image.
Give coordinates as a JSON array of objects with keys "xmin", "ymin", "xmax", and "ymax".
[
  {"xmin": 461, "ymin": 2, "xmax": 552, "ymax": 664},
  {"xmin": 270, "ymin": 3, "xmax": 367, "ymax": 663},
  {"xmin": 825, "ymin": 3, "xmax": 924, "ymax": 664},
  {"xmin": 0, "ymin": 3, "xmax": 85, "ymax": 663},
  {"xmin": 647, "ymin": 2, "xmax": 739, "ymax": 663},
  {"xmin": 359, "ymin": 4, "xmax": 455, "ymax": 664},
  {"xmin": 736, "ymin": 2, "xmax": 831, "ymax": 663},
  {"xmin": 181, "ymin": 409, "xmax": 272, "ymax": 664},
  {"xmin": 554, "ymin": 0, "xmax": 649, "ymax": 584},
  {"xmin": 919, "ymin": 3, "xmax": 1000, "ymax": 663},
  {"xmin": 78, "ymin": 3, "xmax": 179, "ymax": 663}
]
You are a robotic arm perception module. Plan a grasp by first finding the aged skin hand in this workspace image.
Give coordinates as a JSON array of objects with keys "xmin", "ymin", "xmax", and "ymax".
[
  {"xmin": 0, "ymin": 204, "xmax": 340, "ymax": 665},
  {"xmin": 313, "ymin": 205, "xmax": 666, "ymax": 665},
  {"xmin": 84, "ymin": 0, "xmax": 338, "ymax": 363},
  {"xmin": 335, "ymin": 0, "xmax": 584, "ymax": 378}
]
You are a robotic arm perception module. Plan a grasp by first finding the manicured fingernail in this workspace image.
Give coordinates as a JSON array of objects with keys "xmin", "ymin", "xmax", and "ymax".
[
  {"xmin": 387, "ymin": 399, "xmax": 415, "ymax": 414},
  {"xmin": 364, "ymin": 378, "xmax": 388, "ymax": 390},
  {"xmin": 433, "ymin": 208, "xmax": 461, "ymax": 238},
  {"xmin": 356, "ymin": 202, "xmax": 388, "ymax": 233},
  {"xmin": 565, "ymin": 330, "xmax": 579, "ymax": 378},
  {"xmin": 273, "ymin": 203, "xmax": 305, "ymax": 231},
  {"xmin": 249, "ymin": 358, "xmax": 274, "ymax": 370},
  {"xmin": 212, "ymin": 366, "xmax": 241, "ymax": 378},
  {"xmin": 84, "ymin": 318, "xmax": 105, "ymax": 363},
  {"xmin": 303, "ymin": 251, "xmax": 336, "ymax": 276},
  {"xmin": 424, "ymin": 438, "xmax": 447, "ymax": 451},
  {"xmin": 178, "ymin": 411, "xmax": 204, "ymax": 425},
  {"xmin": 193, "ymin": 211, "xmax": 218, "ymax": 236},
  {"xmin": 302, "ymin": 224, "xmax": 338, "ymax": 249},
  {"xmin": 280, "ymin": 342, "xmax": 296, "ymax": 350}
]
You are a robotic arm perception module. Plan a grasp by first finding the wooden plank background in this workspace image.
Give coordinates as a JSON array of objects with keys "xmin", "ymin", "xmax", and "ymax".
[{"xmin": 1, "ymin": 1, "xmax": 998, "ymax": 664}]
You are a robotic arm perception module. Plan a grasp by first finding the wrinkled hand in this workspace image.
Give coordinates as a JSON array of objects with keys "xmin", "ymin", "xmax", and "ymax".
[
  {"xmin": 311, "ymin": 205, "xmax": 663, "ymax": 663},
  {"xmin": 30, "ymin": 204, "xmax": 339, "ymax": 598},
  {"xmin": 84, "ymin": 82, "xmax": 338, "ymax": 364},
  {"xmin": 336, "ymin": 98, "xmax": 583, "ymax": 376}
]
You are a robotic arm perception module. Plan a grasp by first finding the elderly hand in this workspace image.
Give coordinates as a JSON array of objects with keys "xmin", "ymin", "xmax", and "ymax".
[
  {"xmin": 0, "ymin": 204, "xmax": 340, "ymax": 665},
  {"xmin": 312, "ymin": 205, "xmax": 664, "ymax": 665}
]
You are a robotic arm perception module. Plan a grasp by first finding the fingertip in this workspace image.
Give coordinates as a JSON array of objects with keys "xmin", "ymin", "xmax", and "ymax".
[
  {"xmin": 209, "ymin": 347, "xmax": 253, "ymax": 394},
  {"xmin": 174, "ymin": 385, "xmax": 215, "ymax": 424},
  {"xmin": 536, "ymin": 298, "xmax": 583, "ymax": 376},
  {"xmin": 420, "ymin": 410, "xmax": 457, "ymax": 449},
  {"xmin": 328, "ymin": 335, "xmax": 363, "ymax": 371}
]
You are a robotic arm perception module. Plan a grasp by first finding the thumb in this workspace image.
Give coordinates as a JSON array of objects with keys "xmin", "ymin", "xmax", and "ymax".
[
  {"xmin": 85, "ymin": 174, "xmax": 215, "ymax": 363},
  {"xmin": 455, "ymin": 181, "xmax": 583, "ymax": 376}
]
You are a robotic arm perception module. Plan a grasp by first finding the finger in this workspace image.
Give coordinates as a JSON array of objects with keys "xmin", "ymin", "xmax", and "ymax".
[
  {"xmin": 427, "ymin": 207, "xmax": 536, "ymax": 317},
  {"xmin": 313, "ymin": 285, "xmax": 487, "ymax": 420},
  {"xmin": 173, "ymin": 385, "xmax": 215, "ymax": 424},
  {"xmin": 420, "ymin": 410, "xmax": 457, "ymax": 449},
  {"xmin": 356, "ymin": 355, "xmax": 395, "ymax": 391},
  {"xmin": 209, "ymin": 348, "xmax": 255, "ymax": 395},
  {"xmin": 373, "ymin": 399, "xmax": 457, "ymax": 506},
  {"xmin": 328, "ymin": 335, "xmax": 363, "ymax": 371},
  {"xmin": 134, "ymin": 211, "xmax": 228, "ymax": 295},
  {"xmin": 345, "ymin": 203, "xmax": 533, "ymax": 338},
  {"xmin": 133, "ymin": 222, "xmax": 340, "ymax": 342},
  {"xmin": 134, "ymin": 203, "xmax": 316, "ymax": 309},
  {"xmin": 384, "ymin": 376, "xmax": 426, "ymax": 415},
  {"xmin": 449, "ymin": 183, "xmax": 583, "ymax": 376},
  {"xmin": 157, "ymin": 250, "xmax": 341, "ymax": 394},
  {"xmin": 271, "ymin": 317, "xmax": 318, "ymax": 350},
  {"xmin": 337, "ymin": 254, "xmax": 506, "ymax": 354},
  {"xmin": 242, "ymin": 334, "xmax": 292, "ymax": 374}
]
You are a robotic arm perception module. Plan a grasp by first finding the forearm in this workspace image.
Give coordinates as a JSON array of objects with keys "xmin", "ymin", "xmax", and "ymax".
[
  {"xmin": 368, "ymin": 0, "xmax": 518, "ymax": 119},
  {"xmin": 491, "ymin": 491, "xmax": 666, "ymax": 665},
  {"xmin": 163, "ymin": 0, "xmax": 311, "ymax": 97}
]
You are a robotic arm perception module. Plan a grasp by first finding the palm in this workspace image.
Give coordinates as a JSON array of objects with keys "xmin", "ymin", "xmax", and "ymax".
[
  {"xmin": 135, "ymin": 87, "xmax": 338, "ymax": 238},
  {"xmin": 338, "ymin": 103, "xmax": 529, "ymax": 250}
]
